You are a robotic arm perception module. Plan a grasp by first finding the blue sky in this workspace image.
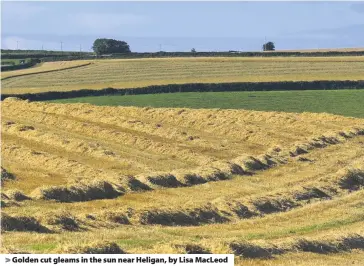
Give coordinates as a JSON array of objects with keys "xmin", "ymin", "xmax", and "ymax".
[{"xmin": 1, "ymin": 1, "xmax": 364, "ymax": 52}]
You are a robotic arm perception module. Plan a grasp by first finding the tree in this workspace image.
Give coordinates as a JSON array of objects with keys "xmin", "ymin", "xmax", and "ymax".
[
  {"xmin": 92, "ymin": 38, "xmax": 131, "ymax": 55},
  {"xmin": 191, "ymin": 48, "xmax": 196, "ymax": 53},
  {"xmin": 263, "ymin": 41, "xmax": 275, "ymax": 51}
]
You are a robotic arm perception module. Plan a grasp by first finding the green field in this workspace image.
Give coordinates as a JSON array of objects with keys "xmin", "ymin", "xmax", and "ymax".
[{"xmin": 52, "ymin": 89, "xmax": 364, "ymax": 118}]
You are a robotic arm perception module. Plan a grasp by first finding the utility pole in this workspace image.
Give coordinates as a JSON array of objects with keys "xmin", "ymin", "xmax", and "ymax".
[
  {"xmin": 80, "ymin": 44, "xmax": 82, "ymax": 52},
  {"xmin": 16, "ymin": 41, "xmax": 19, "ymax": 50},
  {"xmin": 159, "ymin": 44, "xmax": 162, "ymax": 52},
  {"xmin": 60, "ymin": 41, "xmax": 63, "ymax": 52}
]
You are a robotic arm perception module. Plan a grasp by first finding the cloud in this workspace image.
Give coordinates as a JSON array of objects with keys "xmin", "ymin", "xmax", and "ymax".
[{"xmin": 66, "ymin": 13, "xmax": 149, "ymax": 34}]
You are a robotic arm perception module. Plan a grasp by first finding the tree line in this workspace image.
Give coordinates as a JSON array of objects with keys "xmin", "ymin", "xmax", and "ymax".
[{"xmin": 92, "ymin": 38, "xmax": 275, "ymax": 55}]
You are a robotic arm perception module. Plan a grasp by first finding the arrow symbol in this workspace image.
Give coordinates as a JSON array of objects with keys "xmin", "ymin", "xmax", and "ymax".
[{"xmin": 6, "ymin": 258, "xmax": 10, "ymax": 262}]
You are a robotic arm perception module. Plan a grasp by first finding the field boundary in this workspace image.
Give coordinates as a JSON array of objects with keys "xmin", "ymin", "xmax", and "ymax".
[
  {"xmin": 1, "ymin": 59, "xmax": 40, "ymax": 72},
  {"xmin": 2, "ymin": 80, "xmax": 364, "ymax": 101},
  {"xmin": 38, "ymin": 50, "xmax": 364, "ymax": 62},
  {"xmin": 3, "ymin": 50, "xmax": 364, "ymax": 61},
  {"xmin": 1, "ymin": 62, "xmax": 93, "ymax": 81}
]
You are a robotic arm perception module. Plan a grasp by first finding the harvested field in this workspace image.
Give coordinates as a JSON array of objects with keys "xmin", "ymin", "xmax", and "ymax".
[
  {"xmin": 2, "ymin": 98, "xmax": 363, "ymax": 193},
  {"xmin": 2, "ymin": 56, "xmax": 364, "ymax": 94},
  {"xmin": 2, "ymin": 98, "xmax": 364, "ymax": 265},
  {"xmin": 1, "ymin": 60, "xmax": 92, "ymax": 80}
]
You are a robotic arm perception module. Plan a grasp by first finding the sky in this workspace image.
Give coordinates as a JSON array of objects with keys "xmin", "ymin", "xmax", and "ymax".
[{"xmin": 1, "ymin": 1, "xmax": 364, "ymax": 52}]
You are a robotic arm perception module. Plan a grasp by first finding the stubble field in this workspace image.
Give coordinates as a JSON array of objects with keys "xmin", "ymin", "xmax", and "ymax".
[
  {"xmin": 2, "ymin": 56, "xmax": 364, "ymax": 94},
  {"xmin": 1, "ymin": 60, "xmax": 91, "ymax": 80},
  {"xmin": 1, "ymin": 98, "xmax": 364, "ymax": 265}
]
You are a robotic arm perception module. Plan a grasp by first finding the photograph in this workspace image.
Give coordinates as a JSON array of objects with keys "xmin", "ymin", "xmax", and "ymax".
[{"xmin": 1, "ymin": 1, "xmax": 364, "ymax": 265}]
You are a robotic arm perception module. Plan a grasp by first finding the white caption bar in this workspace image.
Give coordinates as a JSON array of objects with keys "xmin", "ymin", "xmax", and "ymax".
[{"xmin": 0, "ymin": 255, "xmax": 234, "ymax": 266}]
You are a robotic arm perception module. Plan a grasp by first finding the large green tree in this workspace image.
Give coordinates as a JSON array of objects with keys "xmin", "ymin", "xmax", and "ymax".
[
  {"xmin": 92, "ymin": 38, "xmax": 131, "ymax": 55},
  {"xmin": 262, "ymin": 41, "xmax": 275, "ymax": 51}
]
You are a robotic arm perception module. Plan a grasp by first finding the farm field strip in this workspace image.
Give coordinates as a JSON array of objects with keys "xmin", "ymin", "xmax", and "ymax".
[
  {"xmin": 3, "ymin": 134, "xmax": 364, "ymax": 227},
  {"xmin": 2, "ymin": 56, "xmax": 364, "ymax": 94},
  {"xmin": 5, "ymin": 100, "xmax": 355, "ymax": 162},
  {"xmin": 2, "ymin": 100, "xmax": 363, "ymax": 213},
  {"xmin": 29, "ymin": 61, "xmax": 361, "ymax": 74},
  {"xmin": 4, "ymin": 63, "xmax": 364, "ymax": 84},
  {"xmin": 3, "ymin": 163, "xmax": 363, "ymax": 230},
  {"xmin": 1, "ymin": 115, "xmax": 198, "ymax": 170},
  {"xmin": 1, "ymin": 61, "xmax": 92, "ymax": 79},
  {"xmin": 11, "ymin": 69, "xmax": 361, "ymax": 86},
  {"xmin": 2, "ymin": 190, "xmax": 364, "ymax": 257},
  {"xmin": 5, "ymin": 138, "xmax": 362, "ymax": 217},
  {"xmin": 1, "ymin": 112, "xmax": 223, "ymax": 168},
  {"xmin": 2, "ymin": 99, "xmax": 363, "ymax": 196}
]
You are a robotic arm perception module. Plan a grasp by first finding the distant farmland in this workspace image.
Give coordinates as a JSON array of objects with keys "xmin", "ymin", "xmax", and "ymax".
[{"xmin": 2, "ymin": 56, "xmax": 364, "ymax": 94}]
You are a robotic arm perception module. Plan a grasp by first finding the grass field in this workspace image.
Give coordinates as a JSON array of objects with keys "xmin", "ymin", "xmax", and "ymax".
[
  {"xmin": 2, "ymin": 98, "xmax": 364, "ymax": 265},
  {"xmin": 2, "ymin": 56, "xmax": 364, "ymax": 94},
  {"xmin": 52, "ymin": 90, "xmax": 364, "ymax": 118}
]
